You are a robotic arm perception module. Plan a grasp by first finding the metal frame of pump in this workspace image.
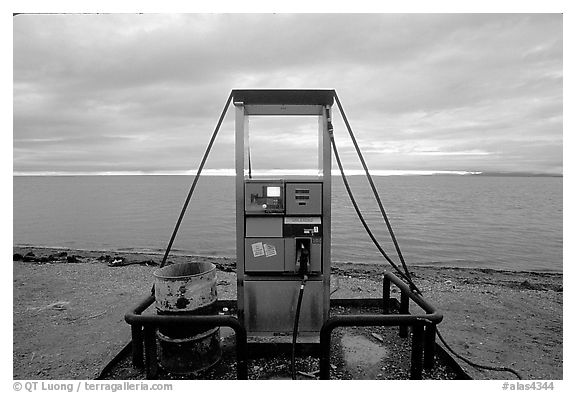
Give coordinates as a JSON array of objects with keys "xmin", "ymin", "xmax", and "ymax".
[{"xmin": 234, "ymin": 97, "xmax": 332, "ymax": 337}]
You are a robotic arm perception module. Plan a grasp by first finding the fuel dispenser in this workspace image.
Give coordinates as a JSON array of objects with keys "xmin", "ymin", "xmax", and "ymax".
[{"xmin": 234, "ymin": 90, "xmax": 333, "ymax": 338}]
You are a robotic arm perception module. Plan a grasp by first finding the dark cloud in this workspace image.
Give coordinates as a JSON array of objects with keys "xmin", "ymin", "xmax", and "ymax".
[{"xmin": 13, "ymin": 14, "xmax": 562, "ymax": 175}]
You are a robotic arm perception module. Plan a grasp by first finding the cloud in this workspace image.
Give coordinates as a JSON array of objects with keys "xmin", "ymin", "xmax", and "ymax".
[{"xmin": 13, "ymin": 13, "xmax": 562, "ymax": 175}]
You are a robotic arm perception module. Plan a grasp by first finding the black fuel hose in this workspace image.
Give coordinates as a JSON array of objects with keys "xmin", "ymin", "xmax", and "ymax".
[
  {"xmin": 436, "ymin": 330, "xmax": 523, "ymax": 379},
  {"xmin": 333, "ymin": 92, "xmax": 412, "ymax": 282},
  {"xmin": 291, "ymin": 275, "xmax": 308, "ymax": 380},
  {"xmin": 328, "ymin": 95, "xmax": 522, "ymax": 379},
  {"xmin": 326, "ymin": 121, "xmax": 420, "ymax": 293}
]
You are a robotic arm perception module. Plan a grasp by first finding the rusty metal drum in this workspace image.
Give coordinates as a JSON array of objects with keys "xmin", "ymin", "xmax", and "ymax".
[
  {"xmin": 153, "ymin": 262, "xmax": 221, "ymax": 374},
  {"xmin": 153, "ymin": 261, "xmax": 217, "ymax": 313},
  {"xmin": 156, "ymin": 327, "xmax": 222, "ymax": 375}
]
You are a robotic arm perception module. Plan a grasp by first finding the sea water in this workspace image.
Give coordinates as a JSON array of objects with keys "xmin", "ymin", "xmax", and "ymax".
[{"xmin": 13, "ymin": 175, "xmax": 562, "ymax": 272}]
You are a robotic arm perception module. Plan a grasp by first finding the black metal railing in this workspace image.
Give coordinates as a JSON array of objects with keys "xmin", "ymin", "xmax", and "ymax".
[
  {"xmin": 125, "ymin": 296, "xmax": 248, "ymax": 380},
  {"xmin": 320, "ymin": 271, "xmax": 443, "ymax": 380},
  {"xmin": 125, "ymin": 271, "xmax": 442, "ymax": 380}
]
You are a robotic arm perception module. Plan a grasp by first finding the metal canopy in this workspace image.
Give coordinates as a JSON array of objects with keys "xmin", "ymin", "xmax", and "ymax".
[{"xmin": 232, "ymin": 89, "xmax": 335, "ymax": 106}]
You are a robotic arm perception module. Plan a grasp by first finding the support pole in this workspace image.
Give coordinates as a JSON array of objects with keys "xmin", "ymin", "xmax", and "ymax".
[
  {"xmin": 131, "ymin": 324, "xmax": 144, "ymax": 368},
  {"xmin": 382, "ymin": 275, "xmax": 391, "ymax": 314},
  {"xmin": 144, "ymin": 326, "xmax": 158, "ymax": 380},
  {"xmin": 399, "ymin": 292, "xmax": 409, "ymax": 338},
  {"xmin": 423, "ymin": 321, "xmax": 437, "ymax": 369},
  {"xmin": 319, "ymin": 325, "xmax": 332, "ymax": 380},
  {"xmin": 410, "ymin": 322, "xmax": 424, "ymax": 380},
  {"xmin": 235, "ymin": 324, "xmax": 248, "ymax": 380}
]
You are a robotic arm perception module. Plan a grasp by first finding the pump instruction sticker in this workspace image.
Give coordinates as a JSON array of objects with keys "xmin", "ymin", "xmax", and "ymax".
[
  {"xmin": 251, "ymin": 242, "xmax": 265, "ymax": 258},
  {"xmin": 250, "ymin": 242, "xmax": 277, "ymax": 258},
  {"xmin": 264, "ymin": 243, "xmax": 277, "ymax": 257}
]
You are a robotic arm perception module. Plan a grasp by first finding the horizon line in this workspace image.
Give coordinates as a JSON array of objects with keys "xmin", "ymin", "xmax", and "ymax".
[
  {"xmin": 11, "ymin": 169, "xmax": 562, "ymax": 177},
  {"xmin": 13, "ymin": 169, "xmax": 480, "ymax": 177}
]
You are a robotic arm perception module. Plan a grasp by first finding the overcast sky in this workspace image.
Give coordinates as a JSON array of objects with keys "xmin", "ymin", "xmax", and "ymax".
[{"xmin": 13, "ymin": 13, "xmax": 562, "ymax": 175}]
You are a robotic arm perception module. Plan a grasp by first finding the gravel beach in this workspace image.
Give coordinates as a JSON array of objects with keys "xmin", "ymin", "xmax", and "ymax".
[{"xmin": 12, "ymin": 246, "xmax": 562, "ymax": 380}]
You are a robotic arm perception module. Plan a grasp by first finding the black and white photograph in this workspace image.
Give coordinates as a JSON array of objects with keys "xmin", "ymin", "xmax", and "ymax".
[{"xmin": 9, "ymin": 5, "xmax": 566, "ymax": 388}]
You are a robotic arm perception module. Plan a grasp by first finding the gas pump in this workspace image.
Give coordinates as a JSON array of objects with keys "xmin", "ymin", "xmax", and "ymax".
[
  {"xmin": 234, "ymin": 90, "xmax": 333, "ymax": 339},
  {"xmin": 122, "ymin": 89, "xmax": 464, "ymax": 380}
]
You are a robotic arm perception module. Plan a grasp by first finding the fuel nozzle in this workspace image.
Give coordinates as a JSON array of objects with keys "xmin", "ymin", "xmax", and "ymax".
[{"xmin": 296, "ymin": 239, "xmax": 310, "ymax": 276}]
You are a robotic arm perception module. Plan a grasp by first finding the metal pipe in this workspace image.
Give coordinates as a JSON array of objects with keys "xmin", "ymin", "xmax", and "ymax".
[
  {"xmin": 319, "ymin": 272, "xmax": 442, "ymax": 380},
  {"xmin": 319, "ymin": 313, "xmax": 442, "ymax": 380},
  {"xmin": 384, "ymin": 272, "xmax": 437, "ymax": 314},
  {"xmin": 127, "ymin": 313, "xmax": 246, "ymax": 327},
  {"xmin": 126, "ymin": 295, "xmax": 154, "ymax": 368},
  {"xmin": 321, "ymin": 314, "xmax": 443, "ymax": 330},
  {"xmin": 128, "ymin": 295, "xmax": 155, "ymax": 316},
  {"xmin": 125, "ymin": 296, "xmax": 248, "ymax": 380},
  {"xmin": 126, "ymin": 273, "xmax": 441, "ymax": 381},
  {"xmin": 157, "ymin": 92, "xmax": 233, "ymax": 271}
]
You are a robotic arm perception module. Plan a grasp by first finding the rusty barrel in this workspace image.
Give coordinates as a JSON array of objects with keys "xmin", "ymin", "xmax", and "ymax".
[{"xmin": 153, "ymin": 262, "xmax": 221, "ymax": 374}]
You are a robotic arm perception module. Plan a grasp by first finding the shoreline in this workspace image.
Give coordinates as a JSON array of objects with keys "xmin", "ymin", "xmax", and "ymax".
[
  {"xmin": 13, "ymin": 245, "xmax": 563, "ymax": 380},
  {"xmin": 13, "ymin": 244, "xmax": 563, "ymax": 275}
]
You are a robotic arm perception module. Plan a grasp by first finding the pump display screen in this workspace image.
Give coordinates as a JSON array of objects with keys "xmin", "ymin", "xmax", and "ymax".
[
  {"xmin": 267, "ymin": 186, "xmax": 281, "ymax": 197},
  {"xmin": 245, "ymin": 181, "xmax": 284, "ymax": 213}
]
